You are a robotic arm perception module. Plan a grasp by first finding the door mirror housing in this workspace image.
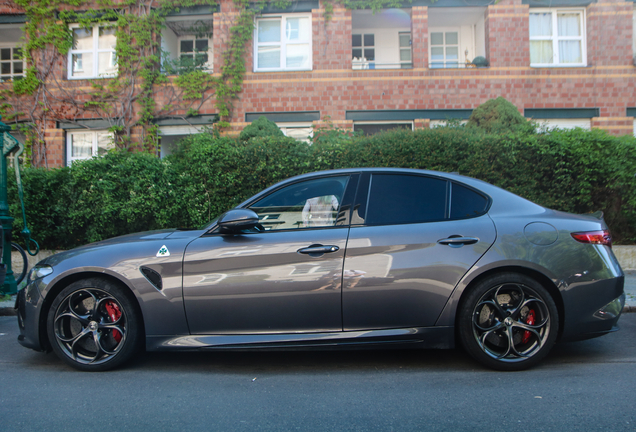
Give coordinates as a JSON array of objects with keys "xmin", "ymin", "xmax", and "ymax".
[{"xmin": 217, "ymin": 209, "xmax": 260, "ymax": 234}]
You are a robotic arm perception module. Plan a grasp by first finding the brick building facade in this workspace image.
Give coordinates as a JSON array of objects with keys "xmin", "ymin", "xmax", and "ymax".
[{"xmin": 1, "ymin": 0, "xmax": 636, "ymax": 167}]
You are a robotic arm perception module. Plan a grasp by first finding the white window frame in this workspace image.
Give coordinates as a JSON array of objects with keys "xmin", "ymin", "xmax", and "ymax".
[
  {"xmin": 66, "ymin": 130, "xmax": 114, "ymax": 165},
  {"xmin": 429, "ymin": 119, "xmax": 468, "ymax": 128},
  {"xmin": 352, "ymin": 32, "xmax": 375, "ymax": 62},
  {"xmin": 428, "ymin": 27, "xmax": 461, "ymax": 69},
  {"xmin": 529, "ymin": 8, "xmax": 587, "ymax": 67},
  {"xmin": 277, "ymin": 122, "xmax": 313, "ymax": 142},
  {"xmin": 68, "ymin": 24, "xmax": 118, "ymax": 79},
  {"xmin": 254, "ymin": 13, "xmax": 312, "ymax": 72},
  {"xmin": 0, "ymin": 44, "xmax": 25, "ymax": 82},
  {"xmin": 535, "ymin": 118, "xmax": 591, "ymax": 131},
  {"xmin": 399, "ymin": 32, "xmax": 412, "ymax": 68},
  {"xmin": 353, "ymin": 121, "xmax": 414, "ymax": 134},
  {"xmin": 177, "ymin": 35, "xmax": 213, "ymax": 71}
]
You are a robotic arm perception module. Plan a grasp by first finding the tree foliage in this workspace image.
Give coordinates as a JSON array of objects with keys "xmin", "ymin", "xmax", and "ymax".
[{"xmin": 9, "ymin": 126, "xmax": 636, "ymax": 249}]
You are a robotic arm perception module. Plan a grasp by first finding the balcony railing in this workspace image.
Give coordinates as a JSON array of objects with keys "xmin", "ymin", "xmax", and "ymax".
[
  {"xmin": 352, "ymin": 59, "xmax": 413, "ymax": 70},
  {"xmin": 430, "ymin": 62, "xmax": 483, "ymax": 69}
]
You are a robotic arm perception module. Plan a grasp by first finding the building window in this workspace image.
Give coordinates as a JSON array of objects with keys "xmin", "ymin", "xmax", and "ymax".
[
  {"xmin": 178, "ymin": 37, "xmax": 211, "ymax": 70},
  {"xmin": 66, "ymin": 130, "xmax": 114, "ymax": 164},
  {"xmin": 429, "ymin": 29, "xmax": 459, "ymax": 69},
  {"xmin": 161, "ymin": 16, "xmax": 214, "ymax": 74},
  {"xmin": 278, "ymin": 123, "xmax": 313, "ymax": 142},
  {"xmin": 352, "ymin": 33, "xmax": 375, "ymax": 68},
  {"xmin": 68, "ymin": 24, "xmax": 117, "ymax": 79},
  {"xmin": 0, "ymin": 46, "xmax": 24, "ymax": 82},
  {"xmin": 529, "ymin": 9, "xmax": 586, "ymax": 67},
  {"xmin": 535, "ymin": 119, "xmax": 591, "ymax": 131},
  {"xmin": 399, "ymin": 32, "xmax": 412, "ymax": 69},
  {"xmin": 429, "ymin": 119, "xmax": 468, "ymax": 128},
  {"xmin": 353, "ymin": 122, "xmax": 413, "ymax": 135},
  {"xmin": 254, "ymin": 14, "xmax": 312, "ymax": 72},
  {"xmin": 158, "ymin": 125, "xmax": 204, "ymax": 158}
]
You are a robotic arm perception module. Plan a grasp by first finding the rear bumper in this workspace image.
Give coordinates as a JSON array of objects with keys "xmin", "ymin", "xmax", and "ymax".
[{"xmin": 561, "ymin": 284, "xmax": 625, "ymax": 342}]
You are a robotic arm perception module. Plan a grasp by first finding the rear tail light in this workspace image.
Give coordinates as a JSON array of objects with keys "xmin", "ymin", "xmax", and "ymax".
[{"xmin": 571, "ymin": 229, "xmax": 612, "ymax": 248}]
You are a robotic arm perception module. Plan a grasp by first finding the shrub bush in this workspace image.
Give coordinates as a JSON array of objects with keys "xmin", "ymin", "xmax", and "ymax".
[
  {"xmin": 467, "ymin": 97, "xmax": 535, "ymax": 134},
  {"xmin": 238, "ymin": 116, "xmax": 285, "ymax": 141},
  {"xmin": 7, "ymin": 126, "xmax": 636, "ymax": 250}
]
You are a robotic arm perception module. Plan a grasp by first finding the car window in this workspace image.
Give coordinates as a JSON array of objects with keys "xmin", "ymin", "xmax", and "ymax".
[
  {"xmin": 250, "ymin": 176, "xmax": 349, "ymax": 230},
  {"xmin": 365, "ymin": 174, "xmax": 447, "ymax": 225},
  {"xmin": 450, "ymin": 183, "xmax": 489, "ymax": 219}
]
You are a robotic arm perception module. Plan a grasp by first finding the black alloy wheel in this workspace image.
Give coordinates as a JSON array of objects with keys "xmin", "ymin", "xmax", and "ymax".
[
  {"xmin": 458, "ymin": 273, "xmax": 559, "ymax": 371},
  {"xmin": 47, "ymin": 278, "xmax": 142, "ymax": 371}
]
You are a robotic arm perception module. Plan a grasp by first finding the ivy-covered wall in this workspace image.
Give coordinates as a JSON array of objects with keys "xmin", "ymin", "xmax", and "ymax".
[{"xmin": 1, "ymin": 0, "xmax": 636, "ymax": 169}]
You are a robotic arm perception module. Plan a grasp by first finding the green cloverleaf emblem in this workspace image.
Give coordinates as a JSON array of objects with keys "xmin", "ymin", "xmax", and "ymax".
[{"xmin": 156, "ymin": 245, "xmax": 170, "ymax": 257}]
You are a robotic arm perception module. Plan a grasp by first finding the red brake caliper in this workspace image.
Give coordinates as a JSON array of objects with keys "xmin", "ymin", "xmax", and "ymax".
[
  {"xmin": 104, "ymin": 301, "xmax": 123, "ymax": 343},
  {"xmin": 522, "ymin": 309, "xmax": 536, "ymax": 344}
]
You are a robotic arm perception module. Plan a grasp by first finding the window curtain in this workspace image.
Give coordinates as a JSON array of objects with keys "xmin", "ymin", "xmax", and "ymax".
[
  {"xmin": 557, "ymin": 13, "xmax": 582, "ymax": 63},
  {"xmin": 530, "ymin": 41, "xmax": 553, "ymax": 64}
]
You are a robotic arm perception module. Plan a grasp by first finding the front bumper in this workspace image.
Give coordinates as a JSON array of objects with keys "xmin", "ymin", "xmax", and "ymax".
[{"xmin": 16, "ymin": 284, "xmax": 47, "ymax": 352}]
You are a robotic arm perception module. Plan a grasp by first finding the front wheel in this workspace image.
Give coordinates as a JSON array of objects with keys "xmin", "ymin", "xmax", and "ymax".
[
  {"xmin": 458, "ymin": 273, "xmax": 559, "ymax": 371},
  {"xmin": 46, "ymin": 278, "xmax": 142, "ymax": 371}
]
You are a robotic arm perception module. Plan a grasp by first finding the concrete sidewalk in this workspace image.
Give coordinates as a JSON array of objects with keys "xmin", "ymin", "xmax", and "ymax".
[{"xmin": 2, "ymin": 270, "xmax": 635, "ymax": 316}]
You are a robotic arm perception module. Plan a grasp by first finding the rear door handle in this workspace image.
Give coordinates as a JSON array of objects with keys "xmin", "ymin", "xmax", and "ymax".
[
  {"xmin": 437, "ymin": 237, "xmax": 479, "ymax": 247},
  {"xmin": 298, "ymin": 244, "xmax": 340, "ymax": 255}
]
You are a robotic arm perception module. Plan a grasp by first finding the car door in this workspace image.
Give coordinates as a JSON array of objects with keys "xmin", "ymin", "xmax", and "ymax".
[
  {"xmin": 342, "ymin": 172, "xmax": 496, "ymax": 331},
  {"xmin": 183, "ymin": 174, "xmax": 358, "ymax": 334}
]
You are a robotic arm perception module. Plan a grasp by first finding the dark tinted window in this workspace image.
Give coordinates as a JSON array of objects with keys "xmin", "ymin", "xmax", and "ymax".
[
  {"xmin": 450, "ymin": 183, "xmax": 489, "ymax": 219},
  {"xmin": 365, "ymin": 174, "xmax": 447, "ymax": 225}
]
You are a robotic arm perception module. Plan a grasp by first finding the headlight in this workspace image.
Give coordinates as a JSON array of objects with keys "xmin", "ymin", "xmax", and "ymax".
[{"xmin": 27, "ymin": 265, "xmax": 53, "ymax": 283}]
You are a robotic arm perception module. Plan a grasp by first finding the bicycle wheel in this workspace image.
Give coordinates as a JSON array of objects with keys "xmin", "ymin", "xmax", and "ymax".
[{"xmin": 11, "ymin": 242, "xmax": 27, "ymax": 285}]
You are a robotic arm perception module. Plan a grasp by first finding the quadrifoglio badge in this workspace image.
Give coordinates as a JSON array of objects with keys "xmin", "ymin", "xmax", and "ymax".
[{"xmin": 156, "ymin": 245, "xmax": 170, "ymax": 257}]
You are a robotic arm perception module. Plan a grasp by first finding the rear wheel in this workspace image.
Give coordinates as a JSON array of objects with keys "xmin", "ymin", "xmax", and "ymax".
[
  {"xmin": 458, "ymin": 273, "xmax": 559, "ymax": 371},
  {"xmin": 46, "ymin": 278, "xmax": 142, "ymax": 371}
]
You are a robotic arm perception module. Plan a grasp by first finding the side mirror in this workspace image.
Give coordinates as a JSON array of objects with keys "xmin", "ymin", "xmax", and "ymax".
[{"xmin": 217, "ymin": 209, "xmax": 260, "ymax": 234}]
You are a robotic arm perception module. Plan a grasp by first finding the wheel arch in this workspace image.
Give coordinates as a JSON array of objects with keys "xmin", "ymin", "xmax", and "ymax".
[
  {"xmin": 38, "ymin": 271, "xmax": 146, "ymax": 352},
  {"xmin": 453, "ymin": 266, "xmax": 565, "ymax": 341}
]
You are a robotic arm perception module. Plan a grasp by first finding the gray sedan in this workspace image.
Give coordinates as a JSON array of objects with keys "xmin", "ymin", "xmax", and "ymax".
[{"xmin": 16, "ymin": 168, "xmax": 625, "ymax": 371}]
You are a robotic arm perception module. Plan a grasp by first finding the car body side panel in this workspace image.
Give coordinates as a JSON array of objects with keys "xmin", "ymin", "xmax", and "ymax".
[
  {"xmin": 435, "ymin": 213, "xmax": 624, "ymax": 340},
  {"xmin": 28, "ymin": 234, "xmax": 197, "ymax": 342},
  {"xmin": 183, "ymin": 229, "xmax": 349, "ymax": 334},
  {"xmin": 342, "ymin": 215, "xmax": 497, "ymax": 330}
]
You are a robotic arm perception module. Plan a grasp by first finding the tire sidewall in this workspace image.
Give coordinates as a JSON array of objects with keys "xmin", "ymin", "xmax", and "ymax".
[
  {"xmin": 458, "ymin": 272, "xmax": 559, "ymax": 371},
  {"xmin": 46, "ymin": 277, "xmax": 142, "ymax": 372}
]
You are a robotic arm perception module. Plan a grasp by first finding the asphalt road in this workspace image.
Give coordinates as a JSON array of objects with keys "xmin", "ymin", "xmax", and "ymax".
[{"xmin": 1, "ymin": 315, "xmax": 635, "ymax": 432}]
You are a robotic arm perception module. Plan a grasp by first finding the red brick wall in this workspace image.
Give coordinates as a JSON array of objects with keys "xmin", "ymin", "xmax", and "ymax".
[
  {"xmin": 411, "ymin": 6, "xmax": 427, "ymax": 69},
  {"xmin": 313, "ymin": 7, "xmax": 351, "ymax": 70},
  {"xmin": 587, "ymin": 0, "xmax": 634, "ymax": 67},
  {"xmin": 3, "ymin": 0, "xmax": 636, "ymax": 167},
  {"xmin": 485, "ymin": 0, "xmax": 530, "ymax": 68}
]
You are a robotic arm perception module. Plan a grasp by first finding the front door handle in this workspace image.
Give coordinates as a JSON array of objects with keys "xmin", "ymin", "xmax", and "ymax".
[
  {"xmin": 298, "ymin": 244, "xmax": 340, "ymax": 255},
  {"xmin": 437, "ymin": 237, "xmax": 479, "ymax": 247}
]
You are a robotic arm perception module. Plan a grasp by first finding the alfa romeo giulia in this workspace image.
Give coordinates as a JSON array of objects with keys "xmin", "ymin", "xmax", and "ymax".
[{"xmin": 16, "ymin": 168, "xmax": 625, "ymax": 371}]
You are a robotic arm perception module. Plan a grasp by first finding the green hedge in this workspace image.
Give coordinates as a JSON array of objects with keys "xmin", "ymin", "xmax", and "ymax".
[{"xmin": 7, "ymin": 126, "xmax": 636, "ymax": 249}]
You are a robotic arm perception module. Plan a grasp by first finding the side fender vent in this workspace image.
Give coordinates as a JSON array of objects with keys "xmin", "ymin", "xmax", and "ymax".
[{"xmin": 140, "ymin": 266, "xmax": 163, "ymax": 291}]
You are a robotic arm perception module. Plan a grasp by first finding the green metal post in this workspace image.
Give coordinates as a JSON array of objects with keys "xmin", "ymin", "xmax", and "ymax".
[{"xmin": 0, "ymin": 116, "xmax": 17, "ymax": 295}]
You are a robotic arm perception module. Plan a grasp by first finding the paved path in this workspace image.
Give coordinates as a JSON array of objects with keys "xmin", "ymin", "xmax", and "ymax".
[{"xmin": 1, "ymin": 314, "xmax": 636, "ymax": 431}]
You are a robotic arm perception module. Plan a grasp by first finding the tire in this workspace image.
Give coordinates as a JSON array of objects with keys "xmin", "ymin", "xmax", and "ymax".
[
  {"xmin": 11, "ymin": 242, "xmax": 27, "ymax": 285},
  {"xmin": 46, "ymin": 278, "xmax": 142, "ymax": 371},
  {"xmin": 458, "ymin": 273, "xmax": 559, "ymax": 371}
]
